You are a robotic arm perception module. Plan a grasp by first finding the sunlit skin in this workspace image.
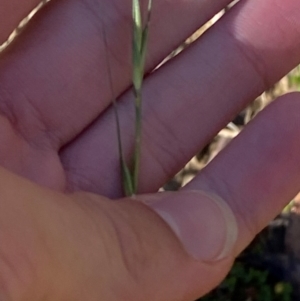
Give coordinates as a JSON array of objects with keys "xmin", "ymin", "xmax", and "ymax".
[{"xmin": 0, "ymin": 0, "xmax": 299, "ymax": 300}]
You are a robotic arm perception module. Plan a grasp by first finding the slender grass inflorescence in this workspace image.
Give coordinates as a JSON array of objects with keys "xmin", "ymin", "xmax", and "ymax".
[{"xmin": 105, "ymin": 0, "xmax": 153, "ymax": 197}]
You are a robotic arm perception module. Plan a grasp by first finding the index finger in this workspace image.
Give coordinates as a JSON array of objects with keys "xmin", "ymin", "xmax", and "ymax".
[{"xmin": 0, "ymin": 0, "xmax": 43, "ymax": 44}]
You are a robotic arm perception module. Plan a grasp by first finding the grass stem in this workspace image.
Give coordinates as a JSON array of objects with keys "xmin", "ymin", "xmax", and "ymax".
[
  {"xmin": 131, "ymin": 0, "xmax": 152, "ymax": 195},
  {"xmin": 105, "ymin": 0, "xmax": 152, "ymax": 196},
  {"xmin": 103, "ymin": 26, "xmax": 134, "ymax": 196}
]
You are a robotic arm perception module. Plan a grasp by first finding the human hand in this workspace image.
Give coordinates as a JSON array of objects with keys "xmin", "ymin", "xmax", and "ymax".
[{"xmin": 0, "ymin": 0, "xmax": 300, "ymax": 300}]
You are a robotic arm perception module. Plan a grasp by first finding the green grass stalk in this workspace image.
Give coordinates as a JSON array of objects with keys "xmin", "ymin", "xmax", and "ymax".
[
  {"xmin": 131, "ymin": 0, "xmax": 153, "ymax": 194},
  {"xmin": 103, "ymin": 26, "xmax": 134, "ymax": 196},
  {"xmin": 104, "ymin": 0, "xmax": 152, "ymax": 196}
]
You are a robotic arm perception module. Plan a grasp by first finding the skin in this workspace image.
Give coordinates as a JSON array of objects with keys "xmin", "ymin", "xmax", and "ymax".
[{"xmin": 0, "ymin": 0, "xmax": 299, "ymax": 300}]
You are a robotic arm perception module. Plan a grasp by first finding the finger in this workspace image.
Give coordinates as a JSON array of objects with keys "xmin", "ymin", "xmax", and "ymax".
[
  {"xmin": 123, "ymin": 92, "xmax": 300, "ymax": 297},
  {"xmin": 0, "ymin": 0, "xmax": 230, "ymax": 150},
  {"xmin": 184, "ymin": 93, "xmax": 300, "ymax": 255},
  {"xmin": 0, "ymin": 162, "xmax": 233, "ymax": 300},
  {"xmin": 0, "ymin": 0, "xmax": 231, "ymax": 189},
  {"xmin": 115, "ymin": 93, "xmax": 300, "ymax": 300},
  {"xmin": 0, "ymin": 0, "xmax": 42, "ymax": 44},
  {"xmin": 109, "ymin": 193, "xmax": 236, "ymax": 301},
  {"xmin": 61, "ymin": 0, "xmax": 300, "ymax": 197}
]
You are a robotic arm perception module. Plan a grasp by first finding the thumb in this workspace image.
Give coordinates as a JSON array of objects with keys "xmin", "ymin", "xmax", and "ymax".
[
  {"xmin": 139, "ymin": 190, "xmax": 238, "ymax": 262},
  {"xmin": 114, "ymin": 190, "xmax": 238, "ymax": 301}
]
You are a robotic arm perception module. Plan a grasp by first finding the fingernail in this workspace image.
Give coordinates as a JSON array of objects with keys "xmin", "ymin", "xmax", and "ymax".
[{"xmin": 144, "ymin": 190, "xmax": 238, "ymax": 261}]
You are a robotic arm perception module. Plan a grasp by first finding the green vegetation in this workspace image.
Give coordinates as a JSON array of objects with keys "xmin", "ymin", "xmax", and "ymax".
[
  {"xmin": 200, "ymin": 261, "xmax": 292, "ymax": 301},
  {"xmin": 110, "ymin": 0, "xmax": 153, "ymax": 197}
]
